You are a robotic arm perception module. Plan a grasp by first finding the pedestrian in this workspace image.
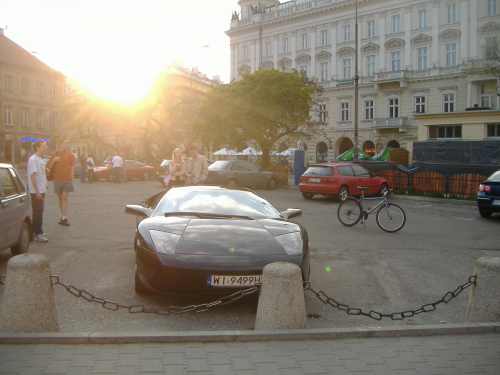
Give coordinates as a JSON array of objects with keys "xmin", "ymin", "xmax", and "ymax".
[
  {"xmin": 167, "ymin": 148, "xmax": 187, "ymax": 187},
  {"xmin": 79, "ymin": 152, "xmax": 87, "ymax": 183},
  {"xmin": 120, "ymin": 158, "xmax": 128, "ymax": 183},
  {"xmin": 111, "ymin": 151, "xmax": 123, "ymax": 184},
  {"xmin": 27, "ymin": 140, "xmax": 49, "ymax": 242},
  {"xmin": 86, "ymin": 153, "xmax": 95, "ymax": 183},
  {"xmin": 46, "ymin": 137, "xmax": 76, "ymax": 226},
  {"xmin": 186, "ymin": 144, "xmax": 208, "ymax": 186}
]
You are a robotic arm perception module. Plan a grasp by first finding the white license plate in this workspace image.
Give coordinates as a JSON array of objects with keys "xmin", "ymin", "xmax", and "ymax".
[
  {"xmin": 309, "ymin": 178, "xmax": 321, "ymax": 182},
  {"xmin": 207, "ymin": 275, "xmax": 261, "ymax": 287},
  {"xmin": 493, "ymin": 200, "xmax": 500, "ymax": 206}
]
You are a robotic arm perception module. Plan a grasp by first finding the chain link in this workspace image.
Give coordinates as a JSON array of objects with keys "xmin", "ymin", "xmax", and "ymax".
[
  {"xmin": 0, "ymin": 274, "xmax": 476, "ymax": 320},
  {"xmin": 304, "ymin": 275, "xmax": 476, "ymax": 321}
]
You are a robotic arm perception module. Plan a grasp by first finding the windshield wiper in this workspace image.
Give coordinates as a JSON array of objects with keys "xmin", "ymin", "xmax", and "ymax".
[{"xmin": 164, "ymin": 212, "xmax": 254, "ymax": 220}]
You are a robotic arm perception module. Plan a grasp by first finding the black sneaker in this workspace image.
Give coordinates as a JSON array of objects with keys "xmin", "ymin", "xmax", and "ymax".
[{"xmin": 58, "ymin": 218, "xmax": 70, "ymax": 226}]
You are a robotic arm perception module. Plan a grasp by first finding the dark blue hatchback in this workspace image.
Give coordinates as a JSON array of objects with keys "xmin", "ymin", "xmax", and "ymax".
[{"xmin": 477, "ymin": 170, "xmax": 500, "ymax": 217}]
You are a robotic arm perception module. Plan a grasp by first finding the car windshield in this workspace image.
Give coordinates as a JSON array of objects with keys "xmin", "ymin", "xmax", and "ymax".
[
  {"xmin": 153, "ymin": 187, "xmax": 281, "ymax": 219},
  {"xmin": 487, "ymin": 171, "xmax": 500, "ymax": 182},
  {"xmin": 209, "ymin": 161, "xmax": 231, "ymax": 170},
  {"xmin": 303, "ymin": 166, "xmax": 333, "ymax": 176}
]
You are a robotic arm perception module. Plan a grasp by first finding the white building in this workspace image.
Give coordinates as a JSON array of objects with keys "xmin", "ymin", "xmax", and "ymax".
[{"xmin": 226, "ymin": 0, "xmax": 500, "ymax": 164}]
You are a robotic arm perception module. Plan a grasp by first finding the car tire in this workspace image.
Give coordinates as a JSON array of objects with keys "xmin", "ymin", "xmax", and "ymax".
[
  {"xmin": 478, "ymin": 208, "xmax": 492, "ymax": 218},
  {"xmin": 135, "ymin": 269, "xmax": 150, "ymax": 294},
  {"xmin": 302, "ymin": 192, "xmax": 314, "ymax": 200},
  {"xmin": 378, "ymin": 183, "xmax": 389, "ymax": 197},
  {"xmin": 107, "ymin": 173, "xmax": 113, "ymax": 182},
  {"xmin": 11, "ymin": 222, "xmax": 30, "ymax": 256},
  {"xmin": 337, "ymin": 185, "xmax": 349, "ymax": 201},
  {"xmin": 141, "ymin": 171, "xmax": 150, "ymax": 180},
  {"xmin": 266, "ymin": 178, "xmax": 277, "ymax": 190},
  {"xmin": 227, "ymin": 178, "xmax": 237, "ymax": 188}
]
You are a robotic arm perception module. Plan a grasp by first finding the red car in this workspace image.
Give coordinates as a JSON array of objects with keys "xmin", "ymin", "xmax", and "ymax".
[
  {"xmin": 93, "ymin": 160, "xmax": 154, "ymax": 182},
  {"xmin": 298, "ymin": 162, "xmax": 389, "ymax": 201}
]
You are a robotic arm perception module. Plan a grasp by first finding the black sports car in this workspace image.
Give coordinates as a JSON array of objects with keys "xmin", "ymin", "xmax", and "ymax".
[{"xmin": 125, "ymin": 186, "xmax": 310, "ymax": 295}]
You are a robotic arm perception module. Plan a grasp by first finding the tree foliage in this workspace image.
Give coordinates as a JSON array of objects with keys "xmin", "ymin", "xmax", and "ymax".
[
  {"xmin": 194, "ymin": 69, "xmax": 323, "ymax": 167},
  {"xmin": 465, "ymin": 36, "xmax": 500, "ymax": 78}
]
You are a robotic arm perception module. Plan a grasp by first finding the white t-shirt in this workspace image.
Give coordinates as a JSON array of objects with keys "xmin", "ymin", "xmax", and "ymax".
[
  {"xmin": 27, "ymin": 154, "xmax": 47, "ymax": 194},
  {"xmin": 111, "ymin": 155, "xmax": 123, "ymax": 168},
  {"xmin": 86, "ymin": 157, "xmax": 94, "ymax": 167}
]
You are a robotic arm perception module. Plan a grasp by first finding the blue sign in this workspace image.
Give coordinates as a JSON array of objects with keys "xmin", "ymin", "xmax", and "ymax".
[{"xmin": 20, "ymin": 136, "xmax": 50, "ymax": 143}]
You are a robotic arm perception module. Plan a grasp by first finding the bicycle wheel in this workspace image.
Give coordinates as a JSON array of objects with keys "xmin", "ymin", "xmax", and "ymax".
[
  {"xmin": 337, "ymin": 198, "xmax": 362, "ymax": 226},
  {"xmin": 376, "ymin": 203, "xmax": 406, "ymax": 233}
]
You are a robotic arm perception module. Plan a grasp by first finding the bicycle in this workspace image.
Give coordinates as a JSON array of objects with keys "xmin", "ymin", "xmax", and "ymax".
[{"xmin": 337, "ymin": 186, "xmax": 406, "ymax": 233}]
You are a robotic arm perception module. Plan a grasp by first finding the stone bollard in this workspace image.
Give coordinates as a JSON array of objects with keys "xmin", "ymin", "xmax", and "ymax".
[
  {"xmin": 0, "ymin": 253, "xmax": 59, "ymax": 332},
  {"xmin": 255, "ymin": 262, "xmax": 307, "ymax": 330},
  {"xmin": 466, "ymin": 257, "xmax": 500, "ymax": 323}
]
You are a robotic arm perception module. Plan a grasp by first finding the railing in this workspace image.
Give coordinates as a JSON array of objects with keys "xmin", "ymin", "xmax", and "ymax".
[{"xmin": 373, "ymin": 117, "xmax": 410, "ymax": 128}]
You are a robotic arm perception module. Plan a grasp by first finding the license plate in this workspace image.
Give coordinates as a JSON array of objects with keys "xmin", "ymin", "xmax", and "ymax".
[
  {"xmin": 207, "ymin": 275, "xmax": 261, "ymax": 287},
  {"xmin": 309, "ymin": 178, "xmax": 321, "ymax": 182},
  {"xmin": 493, "ymin": 200, "xmax": 500, "ymax": 206}
]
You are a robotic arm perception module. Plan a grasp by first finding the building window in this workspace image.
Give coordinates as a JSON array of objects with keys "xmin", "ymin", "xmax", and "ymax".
[
  {"xmin": 343, "ymin": 25, "xmax": 351, "ymax": 42},
  {"xmin": 415, "ymin": 96, "xmax": 426, "ymax": 113},
  {"xmin": 389, "ymin": 98, "xmax": 399, "ymax": 118},
  {"xmin": 243, "ymin": 46, "xmax": 248, "ymax": 60},
  {"xmin": 320, "ymin": 62, "xmax": 329, "ymax": 81},
  {"xmin": 4, "ymin": 105, "xmax": 14, "ymax": 126},
  {"xmin": 301, "ymin": 33, "xmax": 308, "ymax": 49},
  {"xmin": 341, "ymin": 102, "xmax": 349, "ymax": 121},
  {"xmin": 481, "ymin": 83, "xmax": 498, "ymax": 109},
  {"xmin": 36, "ymin": 109, "xmax": 44, "ymax": 128},
  {"xmin": 367, "ymin": 20, "xmax": 375, "ymax": 38},
  {"xmin": 485, "ymin": 36, "xmax": 499, "ymax": 59},
  {"xmin": 364, "ymin": 100, "xmax": 374, "ymax": 120},
  {"xmin": 487, "ymin": 123, "xmax": 500, "ymax": 137},
  {"xmin": 488, "ymin": 0, "xmax": 498, "ymax": 15},
  {"xmin": 37, "ymin": 81, "xmax": 44, "ymax": 97},
  {"xmin": 319, "ymin": 103, "xmax": 327, "ymax": 123},
  {"xmin": 418, "ymin": 9, "xmax": 428, "ymax": 28},
  {"xmin": 22, "ymin": 107, "xmax": 29, "ymax": 127},
  {"xmin": 282, "ymin": 38, "xmax": 289, "ymax": 53},
  {"xmin": 300, "ymin": 65, "xmax": 308, "ymax": 76},
  {"xmin": 391, "ymin": 51, "xmax": 401, "ymax": 71},
  {"xmin": 447, "ymin": 4, "xmax": 457, "ymax": 23},
  {"xmin": 52, "ymin": 83, "xmax": 58, "ymax": 99},
  {"xmin": 445, "ymin": 43, "xmax": 457, "ymax": 66},
  {"xmin": 429, "ymin": 125, "xmax": 462, "ymax": 139},
  {"xmin": 5, "ymin": 75, "xmax": 13, "ymax": 91},
  {"xmin": 321, "ymin": 30, "xmax": 328, "ymax": 46},
  {"xmin": 265, "ymin": 42, "xmax": 271, "ymax": 57},
  {"xmin": 392, "ymin": 15, "xmax": 401, "ymax": 33},
  {"xmin": 342, "ymin": 59, "xmax": 351, "ymax": 79},
  {"xmin": 443, "ymin": 93, "xmax": 455, "ymax": 112},
  {"xmin": 51, "ymin": 111, "xmax": 58, "ymax": 129},
  {"xmin": 22, "ymin": 78, "xmax": 29, "ymax": 94},
  {"xmin": 417, "ymin": 47, "xmax": 428, "ymax": 70},
  {"xmin": 366, "ymin": 55, "xmax": 375, "ymax": 76}
]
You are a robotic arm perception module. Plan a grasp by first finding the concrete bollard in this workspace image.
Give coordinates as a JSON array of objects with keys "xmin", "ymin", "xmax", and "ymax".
[
  {"xmin": 0, "ymin": 253, "xmax": 59, "ymax": 332},
  {"xmin": 255, "ymin": 262, "xmax": 307, "ymax": 330},
  {"xmin": 466, "ymin": 257, "xmax": 500, "ymax": 323}
]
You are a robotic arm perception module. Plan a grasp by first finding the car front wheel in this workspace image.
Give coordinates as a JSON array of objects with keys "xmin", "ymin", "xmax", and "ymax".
[
  {"xmin": 337, "ymin": 185, "xmax": 349, "ymax": 201},
  {"xmin": 227, "ymin": 178, "xmax": 237, "ymax": 188},
  {"xmin": 266, "ymin": 178, "xmax": 277, "ymax": 190},
  {"xmin": 141, "ymin": 171, "xmax": 150, "ymax": 180},
  {"xmin": 378, "ymin": 183, "xmax": 389, "ymax": 197},
  {"xmin": 11, "ymin": 222, "xmax": 30, "ymax": 256}
]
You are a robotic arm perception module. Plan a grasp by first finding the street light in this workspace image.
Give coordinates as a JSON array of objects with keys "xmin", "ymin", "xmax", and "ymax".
[{"xmin": 353, "ymin": 0, "xmax": 359, "ymax": 162}]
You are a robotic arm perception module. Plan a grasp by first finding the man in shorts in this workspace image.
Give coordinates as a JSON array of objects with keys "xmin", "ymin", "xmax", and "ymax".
[{"xmin": 46, "ymin": 137, "xmax": 76, "ymax": 226}]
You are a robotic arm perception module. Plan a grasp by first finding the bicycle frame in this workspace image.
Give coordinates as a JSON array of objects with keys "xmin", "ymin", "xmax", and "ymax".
[{"xmin": 354, "ymin": 189, "xmax": 388, "ymax": 222}]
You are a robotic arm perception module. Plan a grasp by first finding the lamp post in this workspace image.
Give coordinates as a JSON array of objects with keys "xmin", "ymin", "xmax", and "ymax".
[{"xmin": 353, "ymin": 0, "xmax": 359, "ymax": 162}]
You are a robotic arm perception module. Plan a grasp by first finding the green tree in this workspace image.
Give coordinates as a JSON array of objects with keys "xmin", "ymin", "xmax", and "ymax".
[
  {"xmin": 465, "ymin": 36, "xmax": 500, "ymax": 78},
  {"xmin": 194, "ymin": 69, "xmax": 323, "ymax": 168}
]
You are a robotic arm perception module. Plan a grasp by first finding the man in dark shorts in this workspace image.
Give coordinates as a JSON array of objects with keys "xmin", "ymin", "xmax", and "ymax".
[{"xmin": 46, "ymin": 137, "xmax": 76, "ymax": 226}]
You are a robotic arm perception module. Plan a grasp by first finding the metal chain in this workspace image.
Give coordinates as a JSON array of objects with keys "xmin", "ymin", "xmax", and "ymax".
[{"xmin": 304, "ymin": 275, "xmax": 476, "ymax": 321}]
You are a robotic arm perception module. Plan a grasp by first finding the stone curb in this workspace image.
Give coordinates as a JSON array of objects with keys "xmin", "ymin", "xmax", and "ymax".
[{"xmin": 0, "ymin": 323, "xmax": 498, "ymax": 345}]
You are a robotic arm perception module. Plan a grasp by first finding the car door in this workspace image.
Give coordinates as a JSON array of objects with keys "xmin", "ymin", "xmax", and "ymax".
[
  {"xmin": 242, "ymin": 161, "xmax": 265, "ymax": 188},
  {"xmin": 230, "ymin": 161, "xmax": 250, "ymax": 187},
  {"xmin": 124, "ymin": 160, "xmax": 136, "ymax": 179},
  {"xmin": 0, "ymin": 167, "xmax": 26, "ymax": 248},
  {"xmin": 336, "ymin": 165, "xmax": 361, "ymax": 195},
  {"xmin": 351, "ymin": 164, "xmax": 379, "ymax": 194}
]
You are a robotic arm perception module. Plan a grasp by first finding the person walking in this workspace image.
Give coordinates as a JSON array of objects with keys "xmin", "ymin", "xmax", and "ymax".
[
  {"xmin": 111, "ymin": 152, "xmax": 123, "ymax": 184},
  {"xmin": 186, "ymin": 144, "xmax": 208, "ymax": 186},
  {"xmin": 167, "ymin": 148, "xmax": 187, "ymax": 187},
  {"xmin": 27, "ymin": 140, "xmax": 49, "ymax": 242},
  {"xmin": 46, "ymin": 137, "xmax": 76, "ymax": 226},
  {"xmin": 86, "ymin": 153, "xmax": 95, "ymax": 183}
]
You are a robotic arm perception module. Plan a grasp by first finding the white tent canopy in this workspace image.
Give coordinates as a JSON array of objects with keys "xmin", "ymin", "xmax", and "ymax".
[
  {"xmin": 239, "ymin": 147, "xmax": 262, "ymax": 155},
  {"xmin": 213, "ymin": 147, "xmax": 238, "ymax": 155}
]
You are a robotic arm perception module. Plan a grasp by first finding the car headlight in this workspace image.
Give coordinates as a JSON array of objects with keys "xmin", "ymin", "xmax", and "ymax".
[
  {"xmin": 149, "ymin": 230, "xmax": 181, "ymax": 254},
  {"xmin": 275, "ymin": 232, "xmax": 303, "ymax": 256}
]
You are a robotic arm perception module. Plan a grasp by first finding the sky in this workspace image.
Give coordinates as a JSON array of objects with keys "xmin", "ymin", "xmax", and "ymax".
[{"xmin": 1, "ymin": 0, "xmax": 240, "ymax": 102}]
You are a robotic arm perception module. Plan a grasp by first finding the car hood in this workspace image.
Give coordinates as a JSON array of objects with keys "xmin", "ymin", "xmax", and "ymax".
[{"xmin": 138, "ymin": 216, "xmax": 300, "ymax": 256}]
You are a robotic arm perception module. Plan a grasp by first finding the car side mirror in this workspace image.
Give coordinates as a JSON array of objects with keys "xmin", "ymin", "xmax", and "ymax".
[{"xmin": 281, "ymin": 208, "xmax": 302, "ymax": 219}]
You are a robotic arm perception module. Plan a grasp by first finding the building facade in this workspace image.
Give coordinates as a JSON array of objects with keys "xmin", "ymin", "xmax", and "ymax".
[
  {"xmin": 0, "ymin": 28, "xmax": 66, "ymax": 167},
  {"xmin": 226, "ymin": 0, "xmax": 500, "ymax": 164}
]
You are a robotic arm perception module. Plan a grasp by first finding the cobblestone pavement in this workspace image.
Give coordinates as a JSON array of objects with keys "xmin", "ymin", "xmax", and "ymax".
[{"xmin": 1, "ymin": 330, "xmax": 499, "ymax": 374}]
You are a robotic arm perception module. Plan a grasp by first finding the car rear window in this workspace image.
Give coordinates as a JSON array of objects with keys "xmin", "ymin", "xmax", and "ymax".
[
  {"xmin": 487, "ymin": 171, "xmax": 500, "ymax": 181},
  {"xmin": 303, "ymin": 166, "xmax": 333, "ymax": 176}
]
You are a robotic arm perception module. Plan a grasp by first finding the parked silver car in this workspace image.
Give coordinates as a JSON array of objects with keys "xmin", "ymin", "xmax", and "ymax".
[{"xmin": 0, "ymin": 163, "xmax": 32, "ymax": 255}]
